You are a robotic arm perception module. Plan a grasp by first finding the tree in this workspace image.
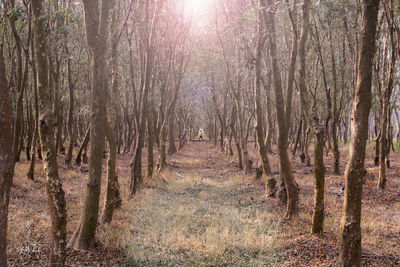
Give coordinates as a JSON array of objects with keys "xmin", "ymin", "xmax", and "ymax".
[
  {"xmin": 254, "ymin": 0, "xmax": 274, "ymax": 196},
  {"xmin": 69, "ymin": 0, "xmax": 111, "ymax": 249},
  {"xmin": 129, "ymin": 0, "xmax": 161, "ymax": 196},
  {"xmin": 298, "ymin": 0, "xmax": 327, "ymax": 234},
  {"xmin": 337, "ymin": 0, "xmax": 380, "ymax": 265},
  {"xmin": 32, "ymin": 0, "xmax": 67, "ymax": 264},
  {"xmin": 0, "ymin": 43, "xmax": 15, "ymax": 267},
  {"xmin": 262, "ymin": 0, "xmax": 299, "ymax": 218}
]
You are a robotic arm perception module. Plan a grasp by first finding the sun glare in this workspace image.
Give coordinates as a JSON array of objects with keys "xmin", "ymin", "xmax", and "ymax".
[{"xmin": 182, "ymin": 0, "xmax": 213, "ymax": 21}]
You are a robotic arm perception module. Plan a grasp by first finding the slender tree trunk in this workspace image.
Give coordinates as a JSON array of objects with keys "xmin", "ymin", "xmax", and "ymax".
[
  {"xmin": 292, "ymin": 117, "xmax": 302, "ymax": 156},
  {"xmin": 312, "ymin": 131, "xmax": 325, "ymax": 234},
  {"xmin": 337, "ymin": 1, "xmax": 379, "ymax": 265},
  {"xmin": 101, "ymin": 122, "xmax": 121, "ymax": 224},
  {"xmin": 10, "ymin": 14, "xmax": 29, "ymax": 164},
  {"xmin": 158, "ymin": 121, "xmax": 167, "ymax": 172},
  {"xmin": 32, "ymin": 0, "xmax": 67, "ymax": 264},
  {"xmin": 76, "ymin": 128, "xmax": 90, "ymax": 166},
  {"xmin": 147, "ymin": 105, "xmax": 155, "ymax": 177},
  {"xmin": 101, "ymin": 11, "xmax": 122, "ymax": 223},
  {"xmin": 65, "ymin": 54, "xmax": 75, "ymax": 168},
  {"xmin": 167, "ymin": 110, "xmax": 177, "ymax": 155},
  {"xmin": 263, "ymin": 0, "xmax": 299, "ymax": 218},
  {"xmin": 297, "ymin": 0, "xmax": 326, "ymax": 234},
  {"xmin": 254, "ymin": 2, "xmax": 274, "ymax": 196},
  {"xmin": 69, "ymin": 0, "xmax": 110, "ymax": 250},
  {"xmin": 27, "ymin": 123, "xmax": 38, "ymax": 180},
  {"xmin": 329, "ymin": 31, "xmax": 341, "ymax": 175},
  {"xmin": 130, "ymin": 0, "xmax": 159, "ymax": 196},
  {"xmin": 263, "ymin": 73, "xmax": 273, "ymax": 153},
  {"xmin": 230, "ymin": 114, "xmax": 243, "ymax": 169},
  {"xmin": 0, "ymin": 44, "xmax": 15, "ymax": 267},
  {"xmin": 27, "ymin": 35, "xmax": 39, "ymax": 181},
  {"xmin": 378, "ymin": 2, "xmax": 396, "ymax": 190}
]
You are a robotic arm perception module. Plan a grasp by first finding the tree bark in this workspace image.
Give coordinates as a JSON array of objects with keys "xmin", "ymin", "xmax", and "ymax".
[
  {"xmin": 378, "ymin": 1, "xmax": 396, "ymax": 190},
  {"xmin": 254, "ymin": 1, "xmax": 274, "ymax": 196},
  {"xmin": 65, "ymin": 50, "xmax": 75, "ymax": 168},
  {"xmin": 167, "ymin": 109, "xmax": 177, "ymax": 155},
  {"xmin": 32, "ymin": 0, "xmax": 67, "ymax": 264},
  {"xmin": 69, "ymin": 0, "xmax": 110, "ymax": 250},
  {"xmin": 329, "ymin": 31, "xmax": 341, "ymax": 175},
  {"xmin": 76, "ymin": 128, "xmax": 90, "ymax": 166},
  {"xmin": 263, "ymin": 0, "xmax": 299, "ymax": 218},
  {"xmin": 337, "ymin": 0, "xmax": 379, "ymax": 265},
  {"xmin": 101, "ymin": 122, "xmax": 121, "ymax": 224},
  {"xmin": 0, "ymin": 44, "xmax": 15, "ymax": 267},
  {"xmin": 298, "ymin": 0, "xmax": 326, "ymax": 234},
  {"xmin": 130, "ymin": 0, "xmax": 160, "ymax": 196}
]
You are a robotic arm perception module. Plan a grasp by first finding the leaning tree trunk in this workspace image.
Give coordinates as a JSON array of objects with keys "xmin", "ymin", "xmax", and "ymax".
[
  {"xmin": 263, "ymin": 0, "xmax": 299, "ymax": 218},
  {"xmin": 32, "ymin": 0, "xmax": 67, "ymax": 264},
  {"xmin": 337, "ymin": 0, "xmax": 379, "ymax": 266},
  {"xmin": 76, "ymin": 127, "xmax": 90, "ymax": 166},
  {"xmin": 68, "ymin": 0, "xmax": 110, "ymax": 250},
  {"xmin": 0, "ymin": 44, "xmax": 15, "ymax": 267}
]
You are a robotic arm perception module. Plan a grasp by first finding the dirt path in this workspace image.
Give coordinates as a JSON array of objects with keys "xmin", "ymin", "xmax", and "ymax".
[
  {"xmin": 122, "ymin": 142, "xmax": 323, "ymax": 266},
  {"xmin": 123, "ymin": 142, "xmax": 283, "ymax": 266}
]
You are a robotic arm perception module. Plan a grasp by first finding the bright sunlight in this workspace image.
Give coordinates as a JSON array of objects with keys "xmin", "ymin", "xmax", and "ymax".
[{"xmin": 182, "ymin": 0, "xmax": 214, "ymax": 22}]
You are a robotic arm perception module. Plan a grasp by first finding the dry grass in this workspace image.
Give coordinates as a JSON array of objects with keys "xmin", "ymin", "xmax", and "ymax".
[{"xmin": 6, "ymin": 141, "xmax": 400, "ymax": 266}]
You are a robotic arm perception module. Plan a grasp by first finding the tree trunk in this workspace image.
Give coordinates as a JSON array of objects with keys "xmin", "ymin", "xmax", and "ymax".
[
  {"xmin": 0, "ymin": 44, "xmax": 15, "ymax": 267},
  {"xmin": 312, "ymin": 131, "xmax": 325, "ymax": 234},
  {"xmin": 329, "ymin": 31, "xmax": 341, "ymax": 175},
  {"xmin": 130, "ymin": 0, "xmax": 159, "ymax": 196},
  {"xmin": 292, "ymin": 117, "xmax": 302, "ymax": 156},
  {"xmin": 101, "ymin": 122, "xmax": 121, "ymax": 224},
  {"xmin": 32, "ymin": 0, "xmax": 67, "ymax": 264},
  {"xmin": 254, "ymin": 2, "xmax": 274, "ymax": 196},
  {"xmin": 167, "ymin": 110, "xmax": 177, "ymax": 155},
  {"xmin": 76, "ymin": 128, "xmax": 90, "ymax": 166},
  {"xmin": 65, "ymin": 53, "xmax": 75, "ymax": 168},
  {"xmin": 69, "ymin": 0, "xmax": 110, "ymax": 250},
  {"xmin": 147, "ymin": 105, "xmax": 155, "ymax": 177},
  {"xmin": 378, "ymin": 2, "xmax": 396, "ymax": 190},
  {"xmin": 101, "ymin": 11, "xmax": 122, "ymax": 223},
  {"xmin": 337, "ymin": 1, "xmax": 379, "ymax": 265},
  {"xmin": 263, "ymin": 0, "xmax": 299, "ymax": 218},
  {"xmin": 27, "ymin": 123, "xmax": 38, "ymax": 180}
]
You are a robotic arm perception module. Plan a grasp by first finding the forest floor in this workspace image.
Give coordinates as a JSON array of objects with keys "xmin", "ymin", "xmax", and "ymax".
[{"xmin": 7, "ymin": 141, "xmax": 400, "ymax": 266}]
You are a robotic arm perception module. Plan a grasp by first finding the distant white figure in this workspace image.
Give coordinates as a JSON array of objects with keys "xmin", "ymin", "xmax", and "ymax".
[{"xmin": 199, "ymin": 128, "xmax": 204, "ymax": 141}]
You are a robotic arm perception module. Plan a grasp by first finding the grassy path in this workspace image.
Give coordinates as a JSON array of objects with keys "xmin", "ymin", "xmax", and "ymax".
[{"xmin": 124, "ymin": 142, "xmax": 288, "ymax": 266}]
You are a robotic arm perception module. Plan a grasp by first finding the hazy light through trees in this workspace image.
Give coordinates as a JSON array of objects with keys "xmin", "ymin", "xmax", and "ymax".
[{"xmin": 182, "ymin": 0, "xmax": 214, "ymax": 27}]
